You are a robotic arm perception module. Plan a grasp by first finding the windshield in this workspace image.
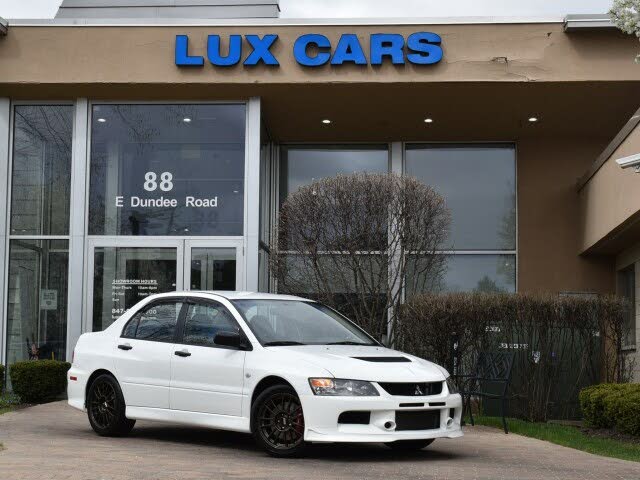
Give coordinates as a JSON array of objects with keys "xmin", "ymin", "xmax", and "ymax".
[{"xmin": 231, "ymin": 300, "xmax": 378, "ymax": 347}]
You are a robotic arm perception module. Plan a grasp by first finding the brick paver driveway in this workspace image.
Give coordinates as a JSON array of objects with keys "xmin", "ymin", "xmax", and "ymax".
[{"xmin": 1, "ymin": 402, "xmax": 639, "ymax": 480}]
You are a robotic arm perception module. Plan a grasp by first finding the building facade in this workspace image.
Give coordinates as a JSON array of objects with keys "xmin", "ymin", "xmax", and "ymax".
[{"xmin": 0, "ymin": 4, "xmax": 639, "ymax": 376}]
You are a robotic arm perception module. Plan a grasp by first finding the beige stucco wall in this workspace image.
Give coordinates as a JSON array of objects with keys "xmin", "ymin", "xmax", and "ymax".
[
  {"xmin": 520, "ymin": 136, "xmax": 615, "ymax": 293},
  {"xmin": 1, "ymin": 23, "xmax": 640, "ymax": 92},
  {"xmin": 0, "ymin": 21, "xmax": 637, "ymax": 296},
  {"xmin": 579, "ymin": 125, "xmax": 640, "ymax": 253}
]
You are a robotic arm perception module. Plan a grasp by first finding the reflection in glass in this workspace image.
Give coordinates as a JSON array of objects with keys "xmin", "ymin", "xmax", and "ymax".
[
  {"xmin": 183, "ymin": 303, "xmax": 238, "ymax": 346},
  {"xmin": 279, "ymin": 146, "xmax": 389, "ymax": 205},
  {"xmin": 407, "ymin": 254, "xmax": 516, "ymax": 296},
  {"xmin": 5, "ymin": 240, "xmax": 69, "ymax": 365},
  {"xmin": 93, "ymin": 247, "xmax": 177, "ymax": 332},
  {"xmin": 10, "ymin": 106, "xmax": 74, "ymax": 236},
  {"xmin": 405, "ymin": 145, "xmax": 516, "ymax": 250},
  {"xmin": 132, "ymin": 302, "xmax": 183, "ymax": 342},
  {"xmin": 190, "ymin": 248, "xmax": 237, "ymax": 291},
  {"xmin": 89, "ymin": 104, "xmax": 246, "ymax": 236}
]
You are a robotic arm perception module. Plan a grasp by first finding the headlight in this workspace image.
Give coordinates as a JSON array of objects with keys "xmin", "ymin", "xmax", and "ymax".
[
  {"xmin": 309, "ymin": 378, "xmax": 379, "ymax": 396},
  {"xmin": 446, "ymin": 376, "xmax": 458, "ymax": 394}
]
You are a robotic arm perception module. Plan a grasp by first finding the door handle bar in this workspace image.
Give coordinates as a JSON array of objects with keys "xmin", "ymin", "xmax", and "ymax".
[
  {"xmin": 118, "ymin": 344, "xmax": 133, "ymax": 351},
  {"xmin": 174, "ymin": 350, "xmax": 191, "ymax": 357}
]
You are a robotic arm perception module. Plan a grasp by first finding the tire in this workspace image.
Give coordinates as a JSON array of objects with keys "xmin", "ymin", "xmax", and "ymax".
[
  {"xmin": 251, "ymin": 385, "xmax": 307, "ymax": 457},
  {"xmin": 87, "ymin": 374, "xmax": 136, "ymax": 437},
  {"xmin": 385, "ymin": 439, "xmax": 435, "ymax": 451}
]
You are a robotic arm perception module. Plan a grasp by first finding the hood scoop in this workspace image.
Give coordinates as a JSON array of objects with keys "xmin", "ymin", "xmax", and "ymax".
[{"xmin": 352, "ymin": 356, "xmax": 412, "ymax": 363}]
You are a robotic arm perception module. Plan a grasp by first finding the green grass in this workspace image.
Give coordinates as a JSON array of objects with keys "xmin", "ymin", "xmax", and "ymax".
[
  {"xmin": 471, "ymin": 416, "xmax": 640, "ymax": 463},
  {"xmin": 0, "ymin": 392, "xmax": 21, "ymax": 415}
]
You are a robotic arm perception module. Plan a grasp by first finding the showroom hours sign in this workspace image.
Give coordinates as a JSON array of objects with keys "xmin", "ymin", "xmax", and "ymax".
[{"xmin": 114, "ymin": 171, "xmax": 220, "ymax": 209}]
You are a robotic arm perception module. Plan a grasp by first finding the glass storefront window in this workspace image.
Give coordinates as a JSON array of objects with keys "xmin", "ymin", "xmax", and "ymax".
[
  {"xmin": 5, "ymin": 240, "xmax": 69, "ymax": 364},
  {"xmin": 88, "ymin": 104, "xmax": 246, "ymax": 236},
  {"xmin": 407, "ymin": 254, "xmax": 516, "ymax": 295},
  {"xmin": 405, "ymin": 144, "xmax": 516, "ymax": 251},
  {"xmin": 279, "ymin": 146, "xmax": 389, "ymax": 205},
  {"xmin": 92, "ymin": 247, "xmax": 178, "ymax": 332},
  {"xmin": 10, "ymin": 106, "xmax": 74, "ymax": 236}
]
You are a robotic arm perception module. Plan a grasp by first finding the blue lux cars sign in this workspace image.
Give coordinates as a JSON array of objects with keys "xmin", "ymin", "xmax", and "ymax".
[{"xmin": 175, "ymin": 33, "xmax": 443, "ymax": 67}]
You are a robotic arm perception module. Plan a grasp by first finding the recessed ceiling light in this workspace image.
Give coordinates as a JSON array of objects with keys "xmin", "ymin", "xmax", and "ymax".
[
  {"xmin": 97, "ymin": 118, "xmax": 106, "ymax": 123},
  {"xmin": 322, "ymin": 119, "xmax": 332, "ymax": 124},
  {"xmin": 183, "ymin": 117, "xmax": 192, "ymax": 123},
  {"xmin": 528, "ymin": 117, "xmax": 539, "ymax": 123},
  {"xmin": 424, "ymin": 118, "xmax": 434, "ymax": 123}
]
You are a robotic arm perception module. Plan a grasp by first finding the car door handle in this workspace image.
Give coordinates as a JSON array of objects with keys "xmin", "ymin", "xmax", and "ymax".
[
  {"xmin": 174, "ymin": 350, "xmax": 191, "ymax": 357},
  {"xmin": 118, "ymin": 344, "xmax": 133, "ymax": 351}
]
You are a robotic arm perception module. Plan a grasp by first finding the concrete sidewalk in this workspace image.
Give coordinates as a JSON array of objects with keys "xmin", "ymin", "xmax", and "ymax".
[{"xmin": 1, "ymin": 401, "xmax": 639, "ymax": 480}]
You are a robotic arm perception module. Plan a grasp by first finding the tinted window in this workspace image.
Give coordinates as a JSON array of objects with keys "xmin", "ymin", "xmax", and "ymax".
[
  {"xmin": 182, "ymin": 303, "xmax": 239, "ymax": 347},
  {"xmin": 405, "ymin": 145, "xmax": 516, "ymax": 250},
  {"xmin": 129, "ymin": 301, "xmax": 183, "ymax": 342},
  {"xmin": 279, "ymin": 146, "xmax": 389, "ymax": 205}
]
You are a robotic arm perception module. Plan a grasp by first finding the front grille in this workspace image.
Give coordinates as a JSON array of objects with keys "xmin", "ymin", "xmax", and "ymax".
[
  {"xmin": 395, "ymin": 410, "xmax": 441, "ymax": 431},
  {"xmin": 378, "ymin": 381, "xmax": 443, "ymax": 396},
  {"xmin": 338, "ymin": 411, "xmax": 371, "ymax": 425}
]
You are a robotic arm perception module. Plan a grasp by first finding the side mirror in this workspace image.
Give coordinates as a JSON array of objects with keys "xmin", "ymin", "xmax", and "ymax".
[{"xmin": 214, "ymin": 331, "xmax": 251, "ymax": 350}]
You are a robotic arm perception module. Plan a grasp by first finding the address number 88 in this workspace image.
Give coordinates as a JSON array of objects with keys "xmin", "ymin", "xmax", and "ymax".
[{"xmin": 144, "ymin": 172, "xmax": 174, "ymax": 192}]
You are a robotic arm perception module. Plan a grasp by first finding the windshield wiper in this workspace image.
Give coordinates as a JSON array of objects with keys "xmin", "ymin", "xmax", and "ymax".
[
  {"xmin": 326, "ymin": 341, "xmax": 373, "ymax": 346},
  {"xmin": 263, "ymin": 341, "xmax": 307, "ymax": 347}
]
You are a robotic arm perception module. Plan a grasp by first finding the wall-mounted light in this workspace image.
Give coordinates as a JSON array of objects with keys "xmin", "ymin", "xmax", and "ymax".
[
  {"xmin": 616, "ymin": 153, "xmax": 640, "ymax": 173},
  {"xmin": 183, "ymin": 117, "xmax": 192, "ymax": 123},
  {"xmin": 97, "ymin": 118, "xmax": 107, "ymax": 123},
  {"xmin": 322, "ymin": 119, "xmax": 332, "ymax": 125},
  {"xmin": 424, "ymin": 118, "xmax": 434, "ymax": 124},
  {"xmin": 528, "ymin": 117, "xmax": 539, "ymax": 123}
]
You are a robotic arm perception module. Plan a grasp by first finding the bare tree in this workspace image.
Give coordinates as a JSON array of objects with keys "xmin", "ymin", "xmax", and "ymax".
[{"xmin": 270, "ymin": 172, "xmax": 450, "ymax": 343}]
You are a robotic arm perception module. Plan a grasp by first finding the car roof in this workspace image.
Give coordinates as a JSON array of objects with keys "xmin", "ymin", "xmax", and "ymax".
[{"xmin": 157, "ymin": 291, "xmax": 311, "ymax": 302}]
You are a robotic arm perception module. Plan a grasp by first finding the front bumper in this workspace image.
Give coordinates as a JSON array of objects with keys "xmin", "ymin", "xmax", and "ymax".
[{"xmin": 300, "ymin": 389, "xmax": 463, "ymax": 443}]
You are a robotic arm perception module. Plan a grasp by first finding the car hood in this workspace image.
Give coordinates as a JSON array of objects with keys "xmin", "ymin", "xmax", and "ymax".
[{"xmin": 266, "ymin": 345, "xmax": 447, "ymax": 383}]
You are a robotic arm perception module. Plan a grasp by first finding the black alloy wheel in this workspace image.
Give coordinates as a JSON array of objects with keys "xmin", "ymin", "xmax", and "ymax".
[
  {"xmin": 251, "ymin": 385, "xmax": 307, "ymax": 457},
  {"xmin": 385, "ymin": 439, "xmax": 435, "ymax": 451},
  {"xmin": 87, "ymin": 374, "xmax": 135, "ymax": 437}
]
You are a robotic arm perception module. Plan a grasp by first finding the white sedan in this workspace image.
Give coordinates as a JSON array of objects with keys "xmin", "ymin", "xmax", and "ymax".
[{"xmin": 68, "ymin": 292, "xmax": 462, "ymax": 456}]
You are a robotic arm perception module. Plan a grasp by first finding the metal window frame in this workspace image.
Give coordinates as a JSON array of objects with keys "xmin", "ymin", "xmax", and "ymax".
[
  {"xmin": 271, "ymin": 141, "xmax": 518, "ymax": 296},
  {"xmin": 403, "ymin": 141, "xmax": 519, "ymax": 292},
  {"xmin": 0, "ymin": 99, "xmax": 10, "ymax": 366},
  {"xmin": 80, "ymin": 99, "xmax": 259, "ymax": 334},
  {"xmin": 2, "ymin": 100, "xmax": 76, "ymax": 365}
]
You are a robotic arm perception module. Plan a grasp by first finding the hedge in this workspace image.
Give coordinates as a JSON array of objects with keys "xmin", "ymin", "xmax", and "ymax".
[
  {"xmin": 396, "ymin": 292, "xmax": 632, "ymax": 422},
  {"xmin": 580, "ymin": 384, "xmax": 640, "ymax": 436},
  {"xmin": 9, "ymin": 361, "xmax": 71, "ymax": 403}
]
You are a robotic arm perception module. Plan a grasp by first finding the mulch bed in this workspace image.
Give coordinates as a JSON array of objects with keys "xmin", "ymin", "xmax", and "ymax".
[{"xmin": 580, "ymin": 426, "xmax": 640, "ymax": 445}]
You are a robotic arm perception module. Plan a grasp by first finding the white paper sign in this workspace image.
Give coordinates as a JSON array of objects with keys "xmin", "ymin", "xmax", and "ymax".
[{"xmin": 40, "ymin": 289, "xmax": 58, "ymax": 311}]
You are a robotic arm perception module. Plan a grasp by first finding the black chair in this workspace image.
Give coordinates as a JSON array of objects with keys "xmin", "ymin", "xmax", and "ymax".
[{"xmin": 457, "ymin": 351, "xmax": 515, "ymax": 434}]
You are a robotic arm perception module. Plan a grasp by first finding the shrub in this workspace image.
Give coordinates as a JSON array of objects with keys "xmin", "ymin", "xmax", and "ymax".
[
  {"xmin": 581, "ymin": 384, "xmax": 640, "ymax": 436},
  {"xmin": 9, "ymin": 361, "xmax": 71, "ymax": 403},
  {"xmin": 396, "ymin": 292, "xmax": 633, "ymax": 422},
  {"xmin": 0, "ymin": 364, "xmax": 4, "ymax": 394}
]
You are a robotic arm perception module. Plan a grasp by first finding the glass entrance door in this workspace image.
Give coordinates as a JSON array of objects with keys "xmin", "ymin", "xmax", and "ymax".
[
  {"xmin": 86, "ymin": 239, "xmax": 243, "ymax": 332},
  {"xmin": 184, "ymin": 240, "xmax": 244, "ymax": 292}
]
